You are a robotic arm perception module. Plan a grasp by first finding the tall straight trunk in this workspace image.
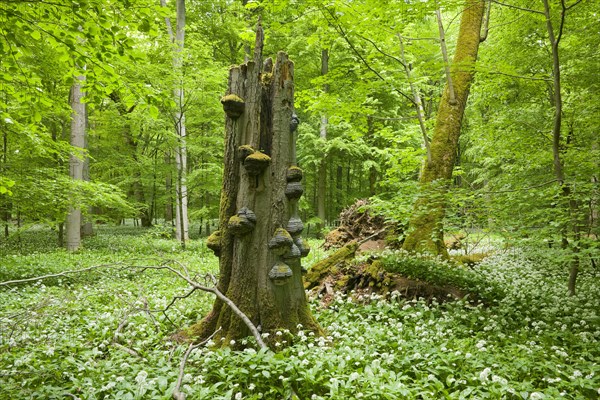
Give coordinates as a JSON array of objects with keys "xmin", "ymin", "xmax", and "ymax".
[
  {"xmin": 542, "ymin": 0, "xmax": 581, "ymax": 295},
  {"xmin": 169, "ymin": 0, "xmax": 189, "ymax": 244},
  {"xmin": 66, "ymin": 76, "xmax": 86, "ymax": 251},
  {"xmin": 81, "ymin": 129, "xmax": 94, "ymax": 236},
  {"xmin": 402, "ymin": 0, "xmax": 485, "ymax": 257},
  {"xmin": 108, "ymin": 91, "xmax": 152, "ymax": 227},
  {"xmin": 191, "ymin": 26, "xmax": 321, "ymax": 346},
  {"xmin": 2, "ymin": 125, "xmax": 9, "ymax": 238},
  {"xmin": 317, "ymin": 48, "xmax": 329, "ymax": 235},
  {"xmin": 164, "ymin": 150, "xmax": 174, "ymax": 224}
]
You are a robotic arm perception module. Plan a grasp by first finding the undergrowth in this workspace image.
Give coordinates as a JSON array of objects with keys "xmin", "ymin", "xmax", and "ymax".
[{"xmin": 0, "ymin": 226, "xmax": 599, "ymax": 399}]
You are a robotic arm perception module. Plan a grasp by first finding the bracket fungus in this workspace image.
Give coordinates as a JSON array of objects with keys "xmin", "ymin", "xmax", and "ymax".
[
  {"xmin": 286, "ymin": 217, "xmax": 304, "ymax": 236},
  {"xmin": 283, "ymin": 243, "xmax": 302, "ymax": 260},
  {"xmin": 228, "ymin": 207, "xmax": 257, "ymax": 236},
  {"xmin": 285, "ymin": 181, "xmax": 303, "ymax": 200},
  {"xmin": 268, "ymin": 261, "xmax": 293, "ymax": 285},
  {"xmin": 295, "ymin": 236, "xmax": 311, "ymax": 258},
  {"xmin": 221, "ymin": 94, "xmax": 245, "ymax": 119},
  {"xmin": 286, "ymin": 166, "xmax": 303, "ymax": 182},
  {"xmin": 244, "ymin": 151, "xmax": 271, "ymax": 176},
  {"xmin": 268, "ymin": 228, "xmax": 293, "ymax": 255},
  {"xmin": 206, "ymin": 230, "xmax": 222, "ymax": 256},
  {"xmin": 290, "ymin": 112, "xmax": 300, "ymax": 133},
  {"xmin": 237, "ymin": 145, "xmax": 255, "ymax": 161}
]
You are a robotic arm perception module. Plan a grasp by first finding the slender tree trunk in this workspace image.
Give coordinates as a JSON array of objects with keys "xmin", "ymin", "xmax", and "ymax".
[
  {"xmin": 81, "ymin": 129, "xmax": 94, "ymax": 236},
  {"xmin": 165, "ymin": 150, "xmax": 174, "ymax": 225},
  {"xmin": 170, "ymin": 0, "xmax": 189, "ymax": 245},
  {"xmin": 402, "ymin": 0, "xmax": 485, "ymax": 257},
  {"xmin": 2, "ymin": 126, "xmax": 9, "ymax": 238},
  {"xmin": 317, "ymin": 48, "xmax": 329, "ymax": 236},
  {"xmin": 191, "ymin": 26, "xmax": 321, "ymax": 346},
  {"xmin": 398, "ymin": 35, "xmax": 431, "ymax": 163},
  {"xmin": 542, "ymin": 0, "xmax": 581, "ymax": 295},
  {"xmin": 66, "ymin": 76, "xmax": 86, "ymax": 251},
  {"xmin": 58, "ymin": 223, "xmax": 64, "ymax": 247}
]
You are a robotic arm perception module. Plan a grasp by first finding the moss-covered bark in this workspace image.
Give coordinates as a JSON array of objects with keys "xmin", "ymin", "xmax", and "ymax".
[
  {"xmin": 403, "ymin": 0, "xmax": 485, "ymax": 258},
  {"xmin": 304, "ymin": 241, "xmax": 359, "ymax": 289},
  {"xmin": 191, "ymin": 25, "xmax": 321, "ymax": 347}
]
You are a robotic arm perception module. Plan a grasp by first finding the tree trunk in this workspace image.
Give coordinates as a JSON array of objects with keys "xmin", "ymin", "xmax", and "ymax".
[
  {"xmin": 2, "ymin": 126, "xmax": 9, "ymax": 238},
  {"xmin": 402, "ymin": 0, "xmax": 485, "ymax": 257},
  {"xmin": 317, "ymin": 48, "xmax": 329, "ymax": 236},
  {"xmin": 81, "ymin": 129, "xmax": 94, "ymax": 236},
  {"xmin": 191, "ymin": 26, "xmax": 321, "ymax": 346},
  {"xmin": 173, "ymin": 0, "xmax": 189, "ymax": 245},
  {"xmin": 66, "ymin": 76, "xmax": 86, "ymax": 251},
  {"xmin": 108, "ymin": 91, "xmax": 152, "ymax": 228},
  {"xmin": 542, "ymin": 0, "xmax": 581, "ymax": 295},
  {"xmin": 164, "ymin": 150, "xmax": 174, "ymax": 225}
]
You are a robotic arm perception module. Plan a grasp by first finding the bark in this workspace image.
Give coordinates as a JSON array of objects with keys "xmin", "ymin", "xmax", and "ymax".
[
  {"xmin": 317, "ymin": 49, "xmax": 329, "ymax": 235},
  {"xmin": 165, "ymin": 150, "xmax": 174, "ymax": 225},
  {"xmin": 435, "ymin": 8, "xmax": 457, "ymax": 105},
  {"xmin": 398, "ymin": 34, "xmax": 430, "ymax": 163},
  {"xmin": 172, "ymin": 0, "xmax": 189, "ymax": 244},
  {"xmin": 402, "ymin": 0, "xmax": 485, "ymax": 257},
  {"xmin": 2, "ymin": 125, "xmax": 9, "ymax": 238},
  {"xmin": 66, "ymin": 76, "xmax": 86, "ymax": 251},
  {"xmin": 191, "ymin": 26, "xmax": 321, "ymax": 346},
  {"xmin": 81, "ymin": 129, "xmax": 94, "ymax": 236}
]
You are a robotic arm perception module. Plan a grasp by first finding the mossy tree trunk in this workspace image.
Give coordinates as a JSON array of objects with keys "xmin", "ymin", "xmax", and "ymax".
[
  {"xmin": 192, "ymin": 25, "xmax": 321, "ymax": 347},
  {"xmin": 402, "ymin": 0, "xmax": 485, "ymax": 258}
]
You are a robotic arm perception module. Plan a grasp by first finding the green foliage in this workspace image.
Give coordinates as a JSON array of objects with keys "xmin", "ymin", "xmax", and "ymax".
[
  {"xmin": 376, "ymin": 249, "xmax": 505, "ymax": 303},
  {"xmin": 1, "ymin": 229, "xmax": 599, "ymax": 399}
]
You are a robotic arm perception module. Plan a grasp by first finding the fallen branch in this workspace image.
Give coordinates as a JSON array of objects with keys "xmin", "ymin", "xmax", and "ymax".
[
  {"xmin": 172, "ymin": 328, "xmax": 221, "ymax": 400},
  {"xmin": 0, "ymin": 263, "xmax": 125, "ymax": 286},
  {"xmin": 112, "ymin": 342, "xmax": 141, "ymax": 358},
  {"xmin": 0, "ymin": 261, "xmax": 267, "ymax": 348}
]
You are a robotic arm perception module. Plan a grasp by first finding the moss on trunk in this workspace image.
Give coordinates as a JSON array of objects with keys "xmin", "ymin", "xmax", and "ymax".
[
  {"xmin": 403, "ymin": 0, "xmax": 485, "ymax": 257},
  {"xmin": 304, "ymin": 241, "xmax": 359, "ymax": 289},
  {"xmin": 190, "ymin": 26, "xmax": 321, "ymax": 347}
]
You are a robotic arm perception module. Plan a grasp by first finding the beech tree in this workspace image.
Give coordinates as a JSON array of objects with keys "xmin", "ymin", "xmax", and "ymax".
[
  {"xmin": 162, "ymin": 0, "xmax": 190, "ymax": 245},
  {"xmin": 66, "ymin": 75, "xmax": 86, "ymax": 251},
  {"xmin": 190, "ymin": 26, "xmax": 321, "ymax": 346}
]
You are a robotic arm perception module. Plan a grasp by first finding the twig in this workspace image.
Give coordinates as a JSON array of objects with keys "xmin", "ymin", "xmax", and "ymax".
[
  {"xmin": 358, "ymin": 228, "xmax": 388, "ymax": 245},
  {"xmin": 0, "ymin": 263, "xmax": 125, "ymax": 286},
  {"xmin": 483, "ymin": 179, "xmax": 558, "ymax": 194},
  {"xmin": 490, "ymin": 0, "xmax": 544, "ymax": 14},
  {"xmin": 172, "ymin": 328, "xmax": 221, "ymax": 400},
  {"xmin": 319, "ymin": 7, "xmax": 415, "ymax": 106},
  {"xmin": 112, "ymin": 342, "xmax": 141, "ymax": 358}
]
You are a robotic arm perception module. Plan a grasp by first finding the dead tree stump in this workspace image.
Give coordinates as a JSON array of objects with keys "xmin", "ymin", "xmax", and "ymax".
[{"xmin": 190, "ymin": 25, "xmax": 321, "ymax": 347}]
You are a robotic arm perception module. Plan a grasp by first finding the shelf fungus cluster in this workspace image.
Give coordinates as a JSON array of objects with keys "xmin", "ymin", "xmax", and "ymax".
[
  {"xmin": 268, "ymin": 261, "xmax": 293, "ymax": 285},
  {"xmin": 206, "ymin": 230, "xmax": 222, "ymax": 257},
  {"xmin": 266, "ymin": 165, "xmax": 311, "ymax": 285},
  {"xmin": 220, "ymin": 94, "xmax": 245, "ymax": 119},
  {"xmin": 237, "ymin": 145, "xmax": 271, "ymax": 176},
  {"xmin": 228, "ymin": 207, "xmax": 256, "ymax": 236},
  {"xmin": 285, "ymin": 167, "xmax": 304, "ymax": 200}
]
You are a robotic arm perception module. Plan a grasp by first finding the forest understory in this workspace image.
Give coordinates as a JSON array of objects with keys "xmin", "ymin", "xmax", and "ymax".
[
  {"xmin": 1, "ymin": 225, "xmax": 598, "ymax": 399},
  {"xmin": 1, "ymin": 0, "xmax": 599, "ymax": 398}
]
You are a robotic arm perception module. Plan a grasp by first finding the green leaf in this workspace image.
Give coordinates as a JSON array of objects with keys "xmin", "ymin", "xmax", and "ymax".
[{"xmin": 148, "ymin": 105, "xmax": 159, "ymax": 119}]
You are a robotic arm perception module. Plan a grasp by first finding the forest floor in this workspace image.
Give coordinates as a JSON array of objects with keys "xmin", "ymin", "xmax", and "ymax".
[{"xmin": 0, "ymin": 225, "xmax": 599, "ymax": 399}]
